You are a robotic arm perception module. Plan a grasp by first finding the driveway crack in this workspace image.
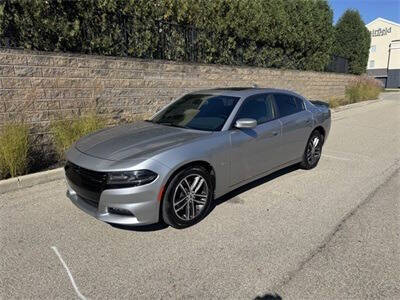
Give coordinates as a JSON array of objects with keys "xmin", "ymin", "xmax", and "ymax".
[{"xmin": 271, "ymin": 163, "xmax": 400, "ymax": 292}]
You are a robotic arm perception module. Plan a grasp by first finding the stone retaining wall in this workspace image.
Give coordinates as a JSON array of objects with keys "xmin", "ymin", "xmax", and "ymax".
[{"xmin": 0, "ymin": 48, "xmax": 356, "ymax": 148}]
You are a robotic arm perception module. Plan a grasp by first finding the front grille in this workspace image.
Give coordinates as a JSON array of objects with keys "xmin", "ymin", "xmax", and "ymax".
[{"xmin": 65, "ymin": 161, "xmax": 107, "ymax": 203}]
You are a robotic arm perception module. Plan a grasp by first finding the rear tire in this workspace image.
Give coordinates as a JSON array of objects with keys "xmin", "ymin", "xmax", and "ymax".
[
  {"xmin": 300, "ymin": 130, "xmax": 324, "ymax": 170},
  {"xmin": 162, "ymin": 166, "xmax": 213, "ymax": 229}
]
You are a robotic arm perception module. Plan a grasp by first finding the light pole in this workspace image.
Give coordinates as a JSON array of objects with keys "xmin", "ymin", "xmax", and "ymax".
[{"xmin": 386, "ymin": 42, "xmax": 392, "ymax": 88}]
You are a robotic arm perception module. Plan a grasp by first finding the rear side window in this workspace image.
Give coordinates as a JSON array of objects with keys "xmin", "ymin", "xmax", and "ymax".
[
  {"xmin": 274, "ymin": 93, "xmax": 302, "ymax": 117},
  {"xmin": 294, "ymin": 97, "xmax": 305, "ymax": 111}
]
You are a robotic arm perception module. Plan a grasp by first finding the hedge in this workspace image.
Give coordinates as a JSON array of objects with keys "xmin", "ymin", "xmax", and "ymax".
[{"xmin": 0, "ymin": 0, "xmax": 366, "ymax": 73}]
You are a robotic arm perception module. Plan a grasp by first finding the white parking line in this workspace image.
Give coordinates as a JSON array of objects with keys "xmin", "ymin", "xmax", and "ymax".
[
  {"xmin": 322, "ymin": 154, "xmax": 351, "ymax": 161},
  {"xmin": 332, "ymin": 116, "xmax": 346, "ymax": 121},
  {"xmin": 325, "ymin": 149, "xmax": 371, "ymax": 159},
  {"xmin": 51, "ymin": 246, "xmax": 87, "ymax": 300}
]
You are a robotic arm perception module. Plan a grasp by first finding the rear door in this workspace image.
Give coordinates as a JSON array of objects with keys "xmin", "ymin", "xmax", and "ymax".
[
  {"xmin": 274, "ymin": 93, "xmax": 313, "ymax": 162},
  {"xmin": 229, "ymin": 93, "xmax": 282, "ymax": 185}
]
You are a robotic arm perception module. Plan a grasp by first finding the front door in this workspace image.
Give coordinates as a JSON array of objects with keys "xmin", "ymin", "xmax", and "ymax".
[{"xmin": 229, "ymin": 94, "xmax": 282, "ymax": 186}]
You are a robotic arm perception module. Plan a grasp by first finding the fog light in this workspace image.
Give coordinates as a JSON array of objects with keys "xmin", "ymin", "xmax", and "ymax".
[{"xmin": 108, "ymin": 207, "xmax": 133, "ymax": 216}]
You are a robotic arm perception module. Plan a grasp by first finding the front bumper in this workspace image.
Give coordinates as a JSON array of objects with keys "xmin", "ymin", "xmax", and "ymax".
[{"xmin": 66, "ymin": 177, "xmax": 161, "ymax": 226}]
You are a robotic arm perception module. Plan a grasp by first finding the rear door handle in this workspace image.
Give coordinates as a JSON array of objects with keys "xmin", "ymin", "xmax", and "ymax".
[{"xmin": 272, "ymin": 131, "xmax": 279, "ymax": 136}]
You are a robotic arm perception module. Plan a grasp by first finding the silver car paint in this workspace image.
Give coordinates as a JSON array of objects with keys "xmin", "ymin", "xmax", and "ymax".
[
  {"xmin": 65, "ymin": 88, "xmax": 331, "ymax": 225},
  {"xmin": 230, "ymin": 119, "xmax": 282, "ymax": 185}
]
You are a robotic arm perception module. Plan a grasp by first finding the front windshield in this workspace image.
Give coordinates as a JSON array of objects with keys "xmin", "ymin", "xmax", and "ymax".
[{"xmin": 150, "ymin": 94, "xmax": 240, "ymax": 131}]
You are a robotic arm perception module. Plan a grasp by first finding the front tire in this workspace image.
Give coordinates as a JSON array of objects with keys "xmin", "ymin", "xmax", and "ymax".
[
  {"xmin": 300, "ymin": 130, "xmax": 324, "ymax": 170},
  {"xmin": 162, "ymin": 166, "xmax": 213, "ymax": 229}
]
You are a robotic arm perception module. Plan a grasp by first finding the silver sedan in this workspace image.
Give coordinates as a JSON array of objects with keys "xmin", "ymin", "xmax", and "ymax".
[{"xmin": 65, "ymin": 87, "xmax": 331, "ymax": 228}]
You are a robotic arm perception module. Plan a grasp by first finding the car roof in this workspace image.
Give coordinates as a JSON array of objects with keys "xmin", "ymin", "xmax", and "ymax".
[{"xmin": 191, "ymin": 87, "xmax": 305, "ymax": 99}]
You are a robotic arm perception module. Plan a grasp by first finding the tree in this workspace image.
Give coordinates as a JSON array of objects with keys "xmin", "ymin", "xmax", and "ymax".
[{"xmin": 334, "ymin": 9, "xmax": 371, "ymax": 75}]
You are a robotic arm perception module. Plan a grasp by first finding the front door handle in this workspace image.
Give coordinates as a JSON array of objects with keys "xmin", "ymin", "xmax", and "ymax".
[{"xmin": 272, "ymin": 131, "xmax": 279, "ymax": 136}]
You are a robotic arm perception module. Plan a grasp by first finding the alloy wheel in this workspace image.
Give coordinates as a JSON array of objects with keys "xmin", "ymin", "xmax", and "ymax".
[
  {"xmin": 172, "ymin": 174, "xmax": 209, "ymax": 221},
  {"xmin": 306, "ymin": 136, "xmax": 321, "ymax": 165}
]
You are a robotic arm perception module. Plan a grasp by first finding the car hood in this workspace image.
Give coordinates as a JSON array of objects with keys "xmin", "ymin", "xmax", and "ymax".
[{"xmin": 75, "ymin": 121, "xmax": 211, "ymax": 162}]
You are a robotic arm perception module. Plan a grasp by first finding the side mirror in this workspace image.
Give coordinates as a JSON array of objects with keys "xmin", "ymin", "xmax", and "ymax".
[{"xmin": 234, "ymin": 118, "xmax": 257, "ymax": 129}]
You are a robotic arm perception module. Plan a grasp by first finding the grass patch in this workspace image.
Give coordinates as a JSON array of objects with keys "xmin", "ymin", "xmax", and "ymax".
[
  {"xmin": 329, "ymin": 97, "xmax": 348, "ymax": 108},
  {"xmin": 345, "ymin": 76, "xmax": 383, "ymax": 103},
  {"xmin": 51, "ymin": 114, "xmax": 106, "ymax": 159},
  {"xmin": 329, "ymin": 76, "xmax": 383, "ymax": 109},
  {"xmin": 0, "ymin": 123, "xmax": 30, "ymax": 179}
]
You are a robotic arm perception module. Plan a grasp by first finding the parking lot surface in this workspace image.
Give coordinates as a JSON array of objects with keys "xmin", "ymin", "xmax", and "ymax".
[{"xmin": 1, "ymin": 93, "xmax": 399, "ymax": 299}]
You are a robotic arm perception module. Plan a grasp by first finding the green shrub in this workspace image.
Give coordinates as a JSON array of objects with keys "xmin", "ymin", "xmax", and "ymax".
[
  {"xmin": 346, "ymin": 76, "xmax": 383, "ymax": 103},
  {"xmin": 329, "ymin": 97, "xmax": 347, "ymax": 108},
  {"xmin": 51, "ymin": 114, "xmax": 105, "ymax": 159},
  {"xmin": 0, "ymin": 123, "xmax": 29, "ymax": 179}
]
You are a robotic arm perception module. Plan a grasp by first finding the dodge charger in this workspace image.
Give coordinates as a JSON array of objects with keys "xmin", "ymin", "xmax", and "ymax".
[{"xmin": 65, "ymin": 87, "xmax": 331, "ymax": 228}]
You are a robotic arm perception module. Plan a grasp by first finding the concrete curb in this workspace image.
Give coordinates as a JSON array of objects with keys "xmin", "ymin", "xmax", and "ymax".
[
  {"xmin": 0, "ymin": 97, "xmax": 387, "ymax": 194},
  {"xmin": 0, "ymin": 167, "xmax": 64, "ymax": 195},
  {"xmin": 331, "ymin": 99, "xmax": 380, "ymax": 113}
]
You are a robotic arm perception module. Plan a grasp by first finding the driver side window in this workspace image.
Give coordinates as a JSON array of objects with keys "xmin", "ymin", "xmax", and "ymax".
[{"xmin": 236, "ymin": 94, "xmax": 276, "ymax": 125}]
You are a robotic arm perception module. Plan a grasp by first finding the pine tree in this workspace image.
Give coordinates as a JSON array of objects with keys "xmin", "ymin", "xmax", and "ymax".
[{"xmin": 334, "ymin": 9, "xmax": 371, "ymax": 75}]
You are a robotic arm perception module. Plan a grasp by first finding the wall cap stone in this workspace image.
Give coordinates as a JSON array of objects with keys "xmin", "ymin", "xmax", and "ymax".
[{"xmin": 0, "ymin": 48, "xmax": 357, "ymax": 79}]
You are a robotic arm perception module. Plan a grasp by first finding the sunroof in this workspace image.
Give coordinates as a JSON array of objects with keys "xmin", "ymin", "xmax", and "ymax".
[{"xmin": 213, "ymin": 87, "xmax": 253, "ymax": 91}]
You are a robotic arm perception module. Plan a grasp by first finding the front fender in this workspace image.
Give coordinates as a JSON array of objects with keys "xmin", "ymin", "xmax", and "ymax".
[{"xmin": 155, "ymin": 132, "xmax": 231, "ymax": 199}]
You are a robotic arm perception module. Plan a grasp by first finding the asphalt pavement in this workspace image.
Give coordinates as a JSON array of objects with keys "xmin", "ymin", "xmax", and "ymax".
[{"xmin": 1, "ymin": 92, "xmax": 399, "ymax": 299}]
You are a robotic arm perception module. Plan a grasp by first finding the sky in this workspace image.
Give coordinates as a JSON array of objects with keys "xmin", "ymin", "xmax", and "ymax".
[{"xmin": 329, "ymin": 0, "xmax": 400, "ymax": 24}]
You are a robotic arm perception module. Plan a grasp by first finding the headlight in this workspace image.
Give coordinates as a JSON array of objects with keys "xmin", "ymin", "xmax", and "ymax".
[{"xmin": 106, "ymin": 170, "xmax": 158, "ymax": 188}]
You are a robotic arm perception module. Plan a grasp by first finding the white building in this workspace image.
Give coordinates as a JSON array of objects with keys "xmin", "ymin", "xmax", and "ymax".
[{"xmin": 366, "ymin": 17, "xmax": 400, "ymax": 88}]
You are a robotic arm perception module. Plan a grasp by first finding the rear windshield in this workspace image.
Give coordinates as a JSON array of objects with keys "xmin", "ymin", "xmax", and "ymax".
[{"xmin": 151, "ymin": 94, "xmax": 240, "ymax": 131}]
